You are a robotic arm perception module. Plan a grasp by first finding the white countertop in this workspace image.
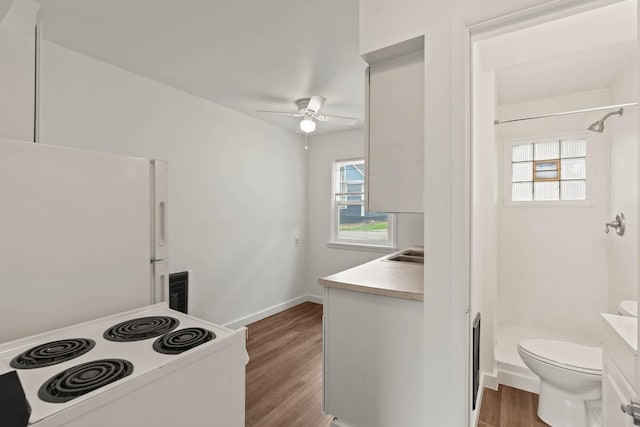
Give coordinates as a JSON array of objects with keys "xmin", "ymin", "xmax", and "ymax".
[
  {"xmin": 318, "ymin": 248, "xmax": 424, "ymax": 301},
  {"xmin": 602, "ymin": 313, "xmax": 637, "ymax": 353}
]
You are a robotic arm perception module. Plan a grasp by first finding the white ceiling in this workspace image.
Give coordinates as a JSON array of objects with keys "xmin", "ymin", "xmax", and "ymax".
[
  {"xmin": 496, "ymin": 41, "xmax": 636, "ymax": 105},
  {"xmin": 477, "ymin": 0, "xmax": 637, "ymax": 106},
  {"xmin": 29, "ymin": 1, "xmax": 640, "ymax": 133},
  {"xmin": 35, "ymin": 0, "xmax": 365, "ymax": 135}
]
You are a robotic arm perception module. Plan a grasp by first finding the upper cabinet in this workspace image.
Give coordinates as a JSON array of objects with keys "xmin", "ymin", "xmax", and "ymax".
[{"xmin": 365, "ymin": 37, "xmax": 424, "ymax": 213}]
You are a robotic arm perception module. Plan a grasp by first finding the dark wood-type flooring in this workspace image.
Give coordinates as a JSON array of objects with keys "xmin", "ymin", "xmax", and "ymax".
[
  {"xmin": 245, "ymin": 304, "xmax": 549, "ymax": 427},
  {"xmin": 479, "ymin": 385, "xmax": 550, "ymax": 427},
  {"xmin": 245, "ymin": 302, "xmax": 333, "ymax": 427}
]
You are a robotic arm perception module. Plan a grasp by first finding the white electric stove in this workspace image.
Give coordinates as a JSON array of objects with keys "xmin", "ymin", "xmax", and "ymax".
[{"xmin": 0, "ymin": 303, "xmax": 247, "ymax": 427}]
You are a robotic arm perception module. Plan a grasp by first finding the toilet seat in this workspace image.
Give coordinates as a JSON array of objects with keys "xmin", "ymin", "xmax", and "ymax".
[{"xmin": 518, "ymin": 339, "xmax": 602, "ymax": 375}]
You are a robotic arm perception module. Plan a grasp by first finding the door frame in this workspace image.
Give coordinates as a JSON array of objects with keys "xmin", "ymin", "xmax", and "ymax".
[{"xmin": 463, "ymin": 0, "xmax": 638, "ymax": 423}]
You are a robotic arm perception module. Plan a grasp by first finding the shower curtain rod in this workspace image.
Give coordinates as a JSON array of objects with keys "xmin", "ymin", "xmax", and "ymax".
[{"xmin": 493, "ymin": 102, "xmax": 638, "ymax": 125}]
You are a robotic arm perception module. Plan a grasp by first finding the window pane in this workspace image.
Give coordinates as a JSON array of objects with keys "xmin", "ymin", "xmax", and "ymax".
[
  {"xmin": 512, "ymin": 144, "xmax": 533, "ymax": 162},
  {"xmin": 337, "ymin": 207, "xmax": 389, "ymax": 242},
  {"xmin": 334, "ymin": 158, "xmax": 391, "ymax": 246},
  {"xmin": 512, "ymin": 182, "xmax": 533, "ymax": 201},
  {"xmin": 534, "ymin": 181, "xmax": 559, "ymax": 201},
  {"xmin": 336, "ymin": 194, "xmax": 364, "ymax": 202},
  {"xmin": 534, "ymin": 141, "xmax": 559, "ymax": 160},
  {"xmin": 561, "ymin": 138, "xmax": 586, "ymax": 158},
  {"xmin": 534, "ymin": 160, "xmax": 559, "ymax": 180},
  {"xmin": 337, "ymin": 160, "xmax": 366, "ymax": 194},
  {"xmin": 341, "ymin": 163, "xmax": 364, "ymax": 180},
  {"xmin": 561, "ymin": 180, "xmax": 586, "ymax": 200},
  {"xmin": 512, "ymin": 162, "xmax": 532, "ymax": 182},
  {"xmin": 561, "ymin": 158, "xmax": 586, "ymax": 180}
]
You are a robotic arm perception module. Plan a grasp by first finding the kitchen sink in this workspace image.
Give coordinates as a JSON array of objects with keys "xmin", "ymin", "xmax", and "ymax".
[{"xmin": 385, "ymin": 248, "xmax": 424, "ymax": 264}]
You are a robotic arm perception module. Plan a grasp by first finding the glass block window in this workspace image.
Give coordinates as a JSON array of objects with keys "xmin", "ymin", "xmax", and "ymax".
[{"xmin": 511, "ymin": 138, "xmax": 586, "ymax": 202}]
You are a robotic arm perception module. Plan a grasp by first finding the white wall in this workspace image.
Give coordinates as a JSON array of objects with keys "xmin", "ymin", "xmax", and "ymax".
[
  {"xmin": 497, "ymin": 89, "xmax": 610, "ymax": 343},
  {"xmin": 362, "ymin": 0, "xmax": 639, "ymax": 424},
  {"xmin": 304, "ymin": 129, "xmax": 424, "ymax": 297},
  {"xmin": 39, "ymin": 41, "xmax": 308, "ymax": 326},
  {"xmin": 471, "ymin": 59, "xmax": 499, "ymax": 365},
  {"xmin": 358, "ymin": 1, "xmax": 577, "ymax": 424},
  {"xmin": 358, "ymin": 0, "xmax": 594, "ymax": 56},
  {"xmin": 0, "ymin": 0, "xmax": 37, "ymax": 141},
  {"xmin": 470, "ymin": 57, "xmax": 499, "ymax": 424},
  {"xmin": 609, "ymin": 55, "xmax": 638, "ymax": 313}
]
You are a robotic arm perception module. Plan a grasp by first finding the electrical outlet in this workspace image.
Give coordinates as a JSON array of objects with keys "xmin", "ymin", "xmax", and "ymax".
[{"xmin": 295, "ymin": 237, "xmax": 300, "ymax": 247}]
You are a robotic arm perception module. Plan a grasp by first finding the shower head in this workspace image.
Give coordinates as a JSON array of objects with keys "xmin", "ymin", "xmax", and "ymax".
[{"xmin": 588, "ymin": 108, "xmax": 623, "ymax": 133}]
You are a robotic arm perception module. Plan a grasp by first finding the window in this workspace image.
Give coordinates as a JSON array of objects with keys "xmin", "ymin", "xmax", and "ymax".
[
  {"xmin": 509, "ymin": 137, "xmax": 587, "ymax": 202},
  {"xmin": 330, "ymin": 159, "xmax": 395, "ymax": 249}
]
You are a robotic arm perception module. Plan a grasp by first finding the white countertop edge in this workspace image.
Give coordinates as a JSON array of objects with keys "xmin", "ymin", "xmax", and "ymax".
[
  {"xmin": 601, "ymin": 313, "xmax": 637, "ymax": 353},
  {"xmin": 318, "ymin": 247, "xmax": 424, "ymax": 301},
  {"xmin": 319, "ymin": 278, "xmax": 424, "ymax": 301}
]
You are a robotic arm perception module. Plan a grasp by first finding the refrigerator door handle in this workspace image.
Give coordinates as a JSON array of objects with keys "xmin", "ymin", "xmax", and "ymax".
[
  {"xmin": 151, "ymin": 260, "xmax": 169, "ymax": 304},
  {"xmin": 159, "ymin": 201, "xmax": 167, "ymax": 247},
  {"xmin": 151, "ymin": 159, "xmax": 169, "ymax": 260}
]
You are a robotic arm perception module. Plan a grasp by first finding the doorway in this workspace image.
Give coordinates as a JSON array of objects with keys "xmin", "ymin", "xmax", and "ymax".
[{"xmin": 469, "ymin": 1, "xmax": 638, "ymax": 424}]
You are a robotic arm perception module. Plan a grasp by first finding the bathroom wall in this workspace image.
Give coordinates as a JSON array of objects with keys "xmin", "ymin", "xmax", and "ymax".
[
  {"xmin": 497, "ymin": 89, "xmax": 610, "ymax": 343},
  {"xmin": 609, "ymin": 55, "xmax": 639, "ymax": 313}
]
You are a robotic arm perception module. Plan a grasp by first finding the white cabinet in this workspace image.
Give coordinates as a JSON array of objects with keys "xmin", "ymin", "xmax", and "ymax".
[
  {"xmin": 602, "ymin": 314, "xmax": 639, "ymax": 427},
  {"xmin": 365, "ymin": 38, "xmax": 424, "ymax": 213},
  {"xmin": 323, "ymin": 286, "xmax": 423, "ymax": 427},
  {"xmin": 603, "ymin": 353, "xmax": 636, "ymax": 427}
]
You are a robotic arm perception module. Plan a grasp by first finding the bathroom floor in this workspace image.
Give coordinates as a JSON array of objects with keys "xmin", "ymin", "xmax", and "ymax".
[{"xmin": 479, "ymin": 385, "xmax": 550, "ymax": 427}]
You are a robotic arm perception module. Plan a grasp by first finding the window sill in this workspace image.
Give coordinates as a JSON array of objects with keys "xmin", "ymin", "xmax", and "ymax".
[
  {"xmin": 504, "ymin": 199, "xmax": 593, "ymax": 208},
  {"xmin": 326, "ymin": 241, "xmax": 397, "ymax": 253}
]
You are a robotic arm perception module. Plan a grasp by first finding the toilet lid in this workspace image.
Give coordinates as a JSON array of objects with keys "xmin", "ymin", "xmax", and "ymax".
[{"xmin": 518, "ymin": 339, "xmax": 602, "ymax": 374}]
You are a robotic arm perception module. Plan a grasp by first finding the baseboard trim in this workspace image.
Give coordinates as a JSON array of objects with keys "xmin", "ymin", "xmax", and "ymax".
[
  {"xmin": 330, "ymin": 418, "xmax": 355, "ymax": 427},
  {"xmin": 305, "ymin": 293, "xmax": 323, "ymax": 304},
  {"xmin": 483, "ymin": 371, "xmax": 499, "ymax": 391},
  {"xmin": 496, "ymin": 360, "xmax": 539, "ymax": 394},
  {"xmin": 224, "ymin": 294, "xmax": 323, "ymax": 330},
  {"xmin": 470, "ymin": 376, "xmax": 483, "ymax": 427}
]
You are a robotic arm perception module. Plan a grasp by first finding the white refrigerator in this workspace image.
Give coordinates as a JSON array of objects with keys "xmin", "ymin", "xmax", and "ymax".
[{"xmin": 0, "ymin": 138, "xmax": 169, "ymax": 343}]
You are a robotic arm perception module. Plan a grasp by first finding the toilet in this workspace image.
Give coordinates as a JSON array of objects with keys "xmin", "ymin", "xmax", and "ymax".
[
  {"xmin": 618, "ymin": 300, "xmax": 638, "ymax": 317},
  {"xmin": 518, "ymin": 339, "xmax": 602, "ymax": 427}
]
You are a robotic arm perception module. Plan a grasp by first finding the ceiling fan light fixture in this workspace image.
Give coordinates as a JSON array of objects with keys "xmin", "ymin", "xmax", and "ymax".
[
  {"xmin": 256, "ymin": 95, "xmax": 356, "ymax": 133},
  {"xmin": 300, "ymin": 117, "xmax": 316, "ymax": 133}
]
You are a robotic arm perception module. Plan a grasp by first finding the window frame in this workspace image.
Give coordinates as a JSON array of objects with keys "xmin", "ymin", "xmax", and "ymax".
[
  {"xmin": 328, "ymin": 158, "xmax": 397, "ymax": 252},
  {"xmin": 503, "ymin": 132, "xmax": 592, "ymax": 207}
]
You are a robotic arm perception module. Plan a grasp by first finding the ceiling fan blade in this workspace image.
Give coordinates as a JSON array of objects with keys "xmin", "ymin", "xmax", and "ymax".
[
  {"xmin": 256, "ymin": 110, "xmax": 301, "ymax": 117},
  {"xmin": 306, "ymin": 95, "xmax": 326, "ymax": 113},
  {"xmin": 316, "ymin": 114, "xmax": 357, "ymax": 125}
]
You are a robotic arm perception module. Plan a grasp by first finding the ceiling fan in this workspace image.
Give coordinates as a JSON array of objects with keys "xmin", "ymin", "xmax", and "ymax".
[{"xmin": 257, "ymin": 95, "xmax": 357, "ymax": 133}]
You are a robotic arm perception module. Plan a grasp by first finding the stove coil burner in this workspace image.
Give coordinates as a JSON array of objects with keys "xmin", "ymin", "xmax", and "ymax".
[
  {"xmin": 10, "ymin": 339, "xmax": 96, "ymax": 369},
  {"xmin": 153, "ymin": 327, "xmax": 215, "ymax": 354},
  {"xmin": 38, "ymin": 358, "xmax": 133, "ymax": 403},
  {"xmin": 103, "ymin": 316, "xmax": 179, "ymax": 342}
]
